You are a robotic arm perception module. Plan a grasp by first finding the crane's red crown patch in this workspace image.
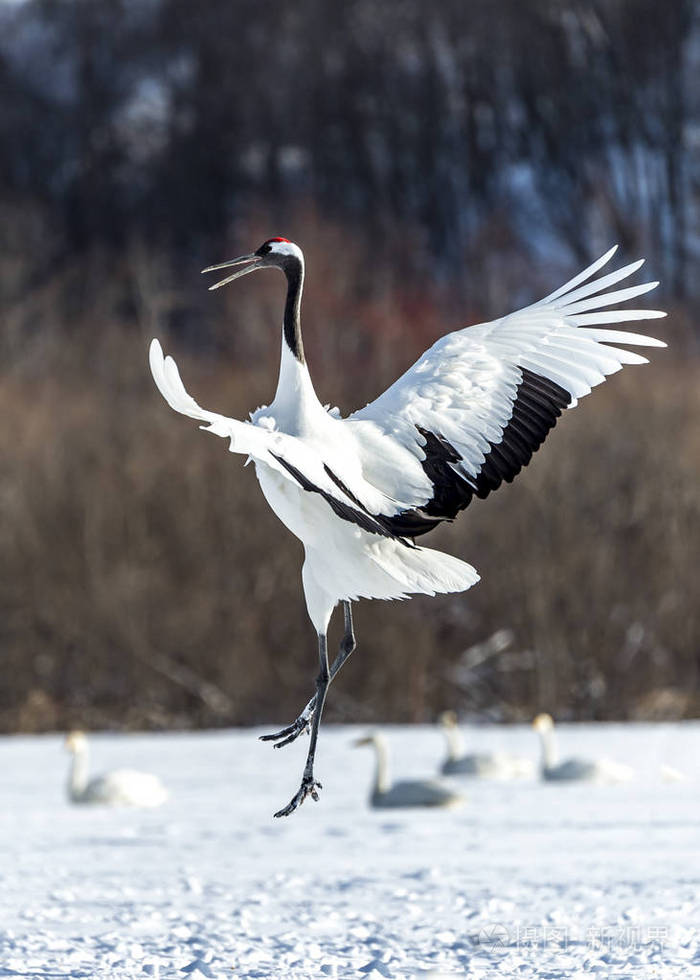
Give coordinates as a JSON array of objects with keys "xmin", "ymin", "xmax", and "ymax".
[{"xmin": 256, "ymin": 237, "xmax": 292, "ymax": 256}]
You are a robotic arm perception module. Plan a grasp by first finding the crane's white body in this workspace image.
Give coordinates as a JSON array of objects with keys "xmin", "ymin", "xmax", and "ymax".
[
  {"xmin": 150, "ymin": 244, "xmax": 665, "ymax": 636},
  {"xmin": 65, "ymin": 732, "xmax": 169, "ymax": 807},
  {"xmin": 356, "ymin": 733, "xmax": 464, "ymax": 809},
  {"xmin": 257, "ymin": 464, "xmax": 475, "ymax": 632},
  {"xmin": 532, "ymin": 714, "xmax": 635, "ymax": 783}
]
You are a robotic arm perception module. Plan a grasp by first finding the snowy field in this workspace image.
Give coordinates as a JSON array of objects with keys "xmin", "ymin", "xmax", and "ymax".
[{"xmin": 1, "ymin": 722, "xmax": 699, "ymax": 979}]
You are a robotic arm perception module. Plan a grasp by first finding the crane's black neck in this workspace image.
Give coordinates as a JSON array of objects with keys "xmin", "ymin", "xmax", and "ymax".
[{"xmin": 283, "ymin": 257, "xmax": 305, "ymax": 363}]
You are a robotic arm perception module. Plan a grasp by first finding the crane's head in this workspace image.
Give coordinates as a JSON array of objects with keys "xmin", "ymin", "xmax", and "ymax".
[{"xmin": 202, "ymin": 237, "xmax": 303, "ymax": 291}]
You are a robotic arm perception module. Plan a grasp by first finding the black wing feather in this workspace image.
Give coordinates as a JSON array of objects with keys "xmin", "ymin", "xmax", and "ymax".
[
  {"xmin": 381, "ymin": 367, "xmax": 571, "ymax": 537},
  {"xmin": 274, "ymin": 368, "xmax": 569, "ymax": 543}
]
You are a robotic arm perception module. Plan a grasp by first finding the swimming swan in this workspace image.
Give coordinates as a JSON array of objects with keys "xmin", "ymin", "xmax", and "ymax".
[
  {"xmin": 355, "ymin": 733, "xmax": 464, "ymax": 808},
  {"xmin": 439, "ymin": 711, "xmax": 533, "ymax": 779},
  {"xmin": 65, "ymin": 731, "xmax": 169, "ymax": 806},
  {"xmin": 532, "ymin": 714, "xmax": 634, "ymax": 783}
]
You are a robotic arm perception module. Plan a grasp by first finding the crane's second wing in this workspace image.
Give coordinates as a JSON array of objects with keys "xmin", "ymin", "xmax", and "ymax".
[
  {"xmin": 349, "ymin": 247, "xmax": 666, "ymax": 536},
  {"xmin": 149, "ymin": 339, "xmax": 411, "ymax": 542}
]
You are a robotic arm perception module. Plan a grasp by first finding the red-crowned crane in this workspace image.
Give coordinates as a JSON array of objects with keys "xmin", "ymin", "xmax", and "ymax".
[{"xmin": 149, "ymin": 238, "xmax": 665, "ymax": 817}]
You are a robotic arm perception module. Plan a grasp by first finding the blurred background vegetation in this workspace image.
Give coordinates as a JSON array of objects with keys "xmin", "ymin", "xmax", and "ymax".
[{"xmin": 0, "ymin": 0, "xmax": 697, "ymax": 732}]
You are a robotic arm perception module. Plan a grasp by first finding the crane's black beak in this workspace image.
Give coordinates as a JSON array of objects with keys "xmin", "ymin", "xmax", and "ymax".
[{"xmin": 201, "ymin": 253, "xmax": 263, "ymax": 291}]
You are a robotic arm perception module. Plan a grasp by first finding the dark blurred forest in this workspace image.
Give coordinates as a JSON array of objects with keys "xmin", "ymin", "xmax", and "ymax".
[{"xmin": 0, "ymin": 0, "xmax": 698, "ymax": 732}]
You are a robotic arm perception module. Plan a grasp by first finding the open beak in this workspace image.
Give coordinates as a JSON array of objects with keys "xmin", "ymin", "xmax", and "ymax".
[{"xmin": 201, "ymin": 253, "xmax": 263, "ymax": 291}]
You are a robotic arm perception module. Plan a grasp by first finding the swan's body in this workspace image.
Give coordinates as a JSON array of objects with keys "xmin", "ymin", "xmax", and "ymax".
[
  {"xmin": 439, "ymin": 711, "xmax": 534, "ymax": 779},
  {"xmin": 660, "ymin": 764, "xmax": 687, "ymax": 783},
  {"xmin": 65, "ymin": 731, "xmax": 169, "ymax": 807},
  {"xmin": 149, "ymin": 238, "xmax": 664, "ymax": 816},
  {"xmin": 532, "ymin": 714, "xmax": 634, "ymax": 783},
  {"xmin": 355, "ymin": 734, "xmax": 464, "ymax": 809}
]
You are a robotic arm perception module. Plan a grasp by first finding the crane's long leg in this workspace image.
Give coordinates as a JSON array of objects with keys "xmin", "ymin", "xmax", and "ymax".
[
  {"xmin": 273, "ymin": 632, "xmax": 330, "ymax": 818},
  {"xmin": 260, "ymin": 602, "xmax": 356, "ymax": 748},
  {"xmin": 263, "ymin": 603, "xmax": 355, "ymax": 747}
]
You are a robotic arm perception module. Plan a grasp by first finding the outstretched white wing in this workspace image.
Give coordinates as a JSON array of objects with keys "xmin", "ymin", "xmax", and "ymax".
[
  {"xmin": 148, "ymin": 339, "xmax": 408, "ymax": 540},
  {"xmin": 349, "ymin": 247, "xmax": 666, "ymax": 536}
]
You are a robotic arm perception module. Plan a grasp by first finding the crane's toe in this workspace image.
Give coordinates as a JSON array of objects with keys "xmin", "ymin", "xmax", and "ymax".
[
  {"xmin": 273, "ymin": 775, "xmax": 322, "ymax": 818},
  {"xmin": 260, "ymin": 702, "xmax": 314, "ymax": 747}
]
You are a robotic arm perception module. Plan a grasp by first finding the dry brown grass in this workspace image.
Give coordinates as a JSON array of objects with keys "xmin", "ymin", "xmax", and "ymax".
[{"xmin": 0, "ymin": 233, "xmax": 696, "ymax": 732}]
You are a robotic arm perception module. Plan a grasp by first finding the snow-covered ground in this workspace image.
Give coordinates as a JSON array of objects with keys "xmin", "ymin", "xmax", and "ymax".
[{"xmin": 1, "ymin": 722, "xmax": 699, "ymax": 979}]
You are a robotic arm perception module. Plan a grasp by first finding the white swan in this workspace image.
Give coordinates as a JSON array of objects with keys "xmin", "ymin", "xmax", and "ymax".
[
  {"xmin": 532, "ymin": 714, "xmax": 634, "ymax": 783},
  {"xmin": 65, "ymin": 731, "xmax": 169, "ymax": 807},
  {"xmin": 660, "ymin": 764, "xmax": 686, "ymax": 783},
  {"xmin": 439, "ymin": 711, "xmax": 534, "ymax": 779},
  {"xmin": 354, "ymin": 733, "xmax": 464, "ymax": 809}
]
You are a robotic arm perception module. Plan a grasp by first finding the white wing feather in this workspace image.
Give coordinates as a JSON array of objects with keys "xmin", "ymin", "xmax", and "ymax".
[
  {"xmin": 351, "ymin": 247, "xmax": 666, "ymax": 494},
  {"xmin": 149, "ymin": 339, "xmax": 403, "ymax": 531}
]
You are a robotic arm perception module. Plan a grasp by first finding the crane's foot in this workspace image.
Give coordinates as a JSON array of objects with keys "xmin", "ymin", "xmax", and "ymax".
[
  {"xmin": 259, "ymin": 699, "xmax": 315, "ymax": 748},
  {"xmin": 273, "ymin": 774, "xmax": 322, "ymax": 818}
]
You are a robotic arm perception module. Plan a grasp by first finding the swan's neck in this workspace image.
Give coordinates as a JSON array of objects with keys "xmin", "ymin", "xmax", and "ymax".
[
  {"xmin": 444, "ymin": 726, "xmax": 463, "ymax": 762},
  {"xmin": 539, "ymin": 728, "xmax": 557, "ymax": 771},
  {"xmin": 68, "ymin": 747, "xmax": 88, "ymax": 800},
  {"xmin": 372, "ymin": 739, "xmax": 391, "ymax": 795}
]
